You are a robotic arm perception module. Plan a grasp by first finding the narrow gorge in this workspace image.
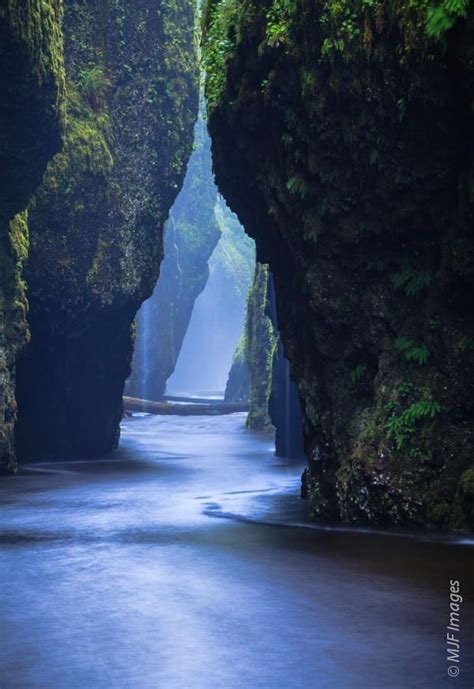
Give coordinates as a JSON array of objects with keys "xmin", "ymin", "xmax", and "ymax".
[
  {"xmin": 1, "ymin": 5, "xmax": 473, "ymax": 687},
  {"xmin": 127, "ymin": 103, "xmax": 255, "ymax": 401}
]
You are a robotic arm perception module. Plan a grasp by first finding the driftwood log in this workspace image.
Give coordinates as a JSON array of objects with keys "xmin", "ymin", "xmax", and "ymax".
[{"xmin": 123, "ymin": 396, "xmax": 249, "ymax": 416}]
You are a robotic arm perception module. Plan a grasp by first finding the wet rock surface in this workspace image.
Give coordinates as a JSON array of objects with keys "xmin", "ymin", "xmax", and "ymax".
[
  {"xmin": 0, "ymin": 0, "xmax": 64, "ymax": 471},
  {"xmin": 204, "ymin": 1, "xmax": 474, "ymax": 530}
]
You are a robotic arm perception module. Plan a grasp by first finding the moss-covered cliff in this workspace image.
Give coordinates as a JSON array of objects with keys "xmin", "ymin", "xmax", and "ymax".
[
  {"xmin": 15, "ymin": 0, "xmax": 198, "ymax": 460},
  {"xmin": 127, "ymin": 102, "xmax": 221, "ymax": 401},
  {"xmin": 204, "ymin": 1, "xmax": 474, "ymax": 529},
  {"xmin": 0, "ymin": 0, "xmax": 64, "ymax": 471},
  {"xmin": 224, "ymin": 334, "xmax": 249, "ymax": 403},
  {"xmin": 231, "ymin": 262, "xmax": 304, "ymax": 458},
  {"xmin": 244, "ymin": 264, "xmax": 277, "ymax": 431}
]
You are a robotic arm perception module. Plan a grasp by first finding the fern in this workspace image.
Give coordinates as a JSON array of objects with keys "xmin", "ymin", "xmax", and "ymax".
[
  {"xmin": 426, "ymin": 0, "xmax": 470, "ymax": 37},
  {"xmin": 386, "ymin": 400, "xmax": 441, "ymax": 450},
  {"xmin": 395, "ymin": 337, "xmax": 430, "ymax": 365},
  {"xmin": 286, "ymin": 175, "xmax": 310, "ymax": 198},
  {"xmin": 391, "ymin": 263, "xmax": 432, "ymax": 296},
  {"xmin": 350, "ymin": 363, "xmax": 367, "ymax": 384},
  {"xmin": 77, "ymin": 65, "xmax": 111, "ymax": 111},
  {"xmin": 459, "ymin": 334, "xmax": 473, "ymax": 352}
]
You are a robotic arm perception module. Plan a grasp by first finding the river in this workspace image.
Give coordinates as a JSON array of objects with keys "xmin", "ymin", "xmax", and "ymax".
[{"xmin": 0, "ymin": 413, "xmax": 472, "ymax": 689}]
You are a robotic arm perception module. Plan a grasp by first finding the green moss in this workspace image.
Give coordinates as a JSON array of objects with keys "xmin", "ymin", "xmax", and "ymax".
[
  {"xmin": 204, "ymin": 0, "xmax": 474, "ymax": 528},
  {"xmin": 0, "ymin": 2, "xmax": 65, "ymax": 472},
  {"xmin": 202, "ymin": 0, "xmax": 452, "ymax": 113},
  {"xmin": 460, "ymin": 467, "xmax": 474, "ymax": 497},
  {"xmin": 425, "ymin": 0, "xmax": 471, "ymax": 37},
  {"xmin": 27, "ymin": 85, "xmax": 114, "ymax": 300},
  {"xmin": 245, "ymin": 264, "xmax": 277, "ymax": 430},
  {"xmin": 15, "ymin": 0, "xmax": 199, "ymax": 461},
  {"xmin": 1, "ymin": 0, "xmax": 65, "ymax": 100}
]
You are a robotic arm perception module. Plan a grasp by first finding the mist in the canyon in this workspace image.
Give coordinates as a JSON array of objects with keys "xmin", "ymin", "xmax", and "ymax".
[
  {"xmin": 127, "ymin": 105, "xmax": 255, "ymax": 401},
  {"xmin": 168, "ymin": 199, "xmax": 254, "ymax": 396}
]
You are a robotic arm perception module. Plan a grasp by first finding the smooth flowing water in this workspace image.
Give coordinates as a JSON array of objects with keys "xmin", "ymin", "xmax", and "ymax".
[{"xmin": 0, "ymin": 414, "xmax": 473, "ymax": 689}]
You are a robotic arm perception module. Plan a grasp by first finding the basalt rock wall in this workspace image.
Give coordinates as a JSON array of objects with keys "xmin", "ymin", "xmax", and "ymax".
[
  {"xmin": 0, "ymin": 0, "xmax": 65, "ymax": 471},
  {"xmin": 234, "ymin": 262, "xmax": 304, "ymax": 458},
  {"xmin": 204, "ymin": 1, "xmax": 474, "ymax": 529},
  {"xmin": 244, "ymin": 264, "xmax": 277, "ymax": 431},
  {"xmin": 15, "ymin": 0, "xmax": 198, "ymax": 460}
]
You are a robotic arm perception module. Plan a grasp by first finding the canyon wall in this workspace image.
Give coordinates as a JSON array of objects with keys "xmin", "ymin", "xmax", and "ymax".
[
  {"xmin": 224, "ymin": 336, "xmax": 249, "ymax": 404},
  {"xmin": 15, "ymin": 0, "xmax": 198, "ymax": 460},
  {"xmin": 0, "ymin": 1, "xmax": 65, "ymax": 471},
  {"xmin": 204, "ymin": 1, "xmax": 474, "ymax": 529},
  {"xmin": 127, "ymin": 105, "xmax": 221, "ymax": 401},
  {"xmin": 244, "ymin": 264, "xmax": 277, "ymax": 431},
  {"xmin": 167, "ymin": 196, "xmax": 255, "ymax": 394},
  {"xmin": 230, "ymin": 262, "xmax": 304, "ymax": 458}
]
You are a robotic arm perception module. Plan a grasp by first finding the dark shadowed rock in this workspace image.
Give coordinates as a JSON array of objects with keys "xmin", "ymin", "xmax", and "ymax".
[
  {"xmin": 0, "ymin": 0, "xmax": 65, "ymax": 471},
  {"xmin": 204, "ymin": 0, "xmax": 474, "ymax": 529}
]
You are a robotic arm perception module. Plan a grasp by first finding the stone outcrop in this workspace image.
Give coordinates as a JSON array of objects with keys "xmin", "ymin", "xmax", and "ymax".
[
  {"xmin": 204, "ymin": 1, "xmax": 474, "ymax": 529},
  {"xmin": 231, "ymin": 262, "xmax": 304, "ymax": 458},
  {"xmin": 0, "ymin": 1, "xmax": 65, "ymax": 471},
  {"xmin": 224, "ymin": 336, "xmax": 249, "ymax": 404},
  {"xmin": 244, "ymin": 264, "xmax": 277, "ymax": 431},
  {"xmin": 128, "ymin": 100, "xmax": 255, "ymax": 401},
  {"xmin": 15, "ymin": 0, "xmax": 198, "ymax": 460}
]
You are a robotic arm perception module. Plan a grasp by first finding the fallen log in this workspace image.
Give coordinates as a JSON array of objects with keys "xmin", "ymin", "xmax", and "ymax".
[
  {"xmin": 163, "ymin": 394, "xmax": 227, "ymax": 406},
  {"xmin": 123, "ymin": 396, "xmax": 249, "ymax": 416}
]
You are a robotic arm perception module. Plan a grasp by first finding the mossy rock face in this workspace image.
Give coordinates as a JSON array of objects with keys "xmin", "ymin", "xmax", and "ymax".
[
  {"xmin": 204, "ymin": 1, "xmax": 474, "ymax": 529},
  {"xmin": 0, "ymin": 1, "xmax": 65, "ymax": 472},
  {"xmin": 232, "ymin": 261, "xmax": 304, "ymax": 456},
  {"xmin": 225, "ymin": 334, "xmax": 250, "ymax": 404},
  {"xmin": 245, "ymin": 264, "xmax": 277, "ymax": 431},
  {"xmin": 15, "ymin": 0, "xmax": 199, "ymax": 460}
]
